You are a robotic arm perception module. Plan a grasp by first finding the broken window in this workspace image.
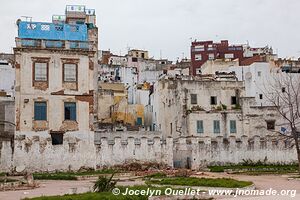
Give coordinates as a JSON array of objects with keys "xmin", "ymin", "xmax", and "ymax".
[
  {"xmin": 34, "ymin": 102, "xmax": 47, "ymax": 121},
  {"xmin": 64, "ymin": 102, "xmax": 76, "ymax": 121},
  {"xmin": 63, "ymin": 64, "xmax": 77, "ymax": 82},
  {"xmin": 50, "ymin": 132, "xmax": 63, "ymax": 145},
  {"xmin": 230, "ymin": 120, "xmax": 237, "ymax": 133},
  {"xmin": 266, "ymin": 120, "xmax": 275, "ymax": 130},
  {"xmin": 208, "ymin": 53, "xmax": 215, "ymax": 60},
  {"xmin": 213, "ymin": 120, "xmax": 220, "ymax": 133},
  {"xmin": 34, "ymin": 62, "xmax": 47, "ymax": 81},
  {"xmin": 231, "ymin": 96, "xmax": 237, "ymax": 105},
  {"xmin": 225, "ymin": 53, "xmax": 234, "ymax": 59},
  {"xmin": 259, "ymin": 94, "xmax": 263, "ymax": 99},
  {"xmin": 197, "ymin": 120, "xmax": 203, "ymax": 133},
  {"xmin": 195, "ymin": 54, "xmax": 202, "ymax": 61},
  {"xmin": 190, "ymin": 94, "xmax": 197, "ymax": 104},
  {"xmin": 258, "ymin": 71, "xmax": 262, "ymax": 77},
  {"xmin": 210, "ymin": 96, "xmax": 217, "ymax": 105}
]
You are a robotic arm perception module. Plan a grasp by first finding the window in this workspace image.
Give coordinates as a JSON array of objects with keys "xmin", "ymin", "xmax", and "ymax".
[
  {"xmin": 34, "ymin": 102, "xmax": 47, "ymax": 120},
  {"xmin": 132, "ymin": 57, "xmax": 138, "ymax": 62},
  {"xmin": 63, "ymin": 64, "xmax": 77, "ymax": 82},
  {"xmin": 211, "ymin": 96, "xmax": 217, "ymax": 105},
  {"xmin": 208, "ymin": 53, "xmax": 215, "ymax": 60},
  {"xmin": 266, "ymin": 120, "xmax": 275, "ymax": 130},
  {"xmin": 258, "ymin": 71, "xmax": 262, "ymax": 77},
  {"xmin": 194, "ymin": 45, "xmax": 205, "ymax": 51},
  {"xmin": 51, "ymin": 132, "xmax": 63, "ymax": 145},
  {"xmin": 213, "ymin": 120, "xmax": 220, "ymax": 133},
  {"xmin": 141, "ymin": 53, "xmax": 145, "ymax": 58},
  {"xmin": 231, "ymin": 96, "xmax": 237, "ymax": 105},
  {"xmin": 191, "ymin": 94, "xmax": 197, "ymax": 104},
  {"xmin": 34, "ymin": 62, "xmax": 47, "ymax": 81},
  {"xmin": 259, "ymin": 94, "xmax": 263, "ymax": 99},
  {"xmin": 230, "ymin": 120, "xmax": 237, "ymax": 133},
  {"xmin": 282, "ymin": 87, "xmax": 286, "ymax": 93},
  {"xmin": 225, "ymin": 53, "xmax": 234, "ymax": 59},
  {"xmin": 195, "ymin": 54, "xmax": 202, "ymax": 61},
  {"xmin": 197, "ymin": 120, "xmax": 203, "ymax": 133},
  {"xmin": 64, "ymin": 102, "xmax": 76, "ymax": 121}
]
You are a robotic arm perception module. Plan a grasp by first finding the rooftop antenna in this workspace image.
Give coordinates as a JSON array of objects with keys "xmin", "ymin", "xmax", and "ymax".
[
  {"xmin": 160, "ymin": 50, "xmax": 162, "ymax": 59},
  {"xmin": 21, "ymin": 16, "xmax": 32, "ymax": 22}
]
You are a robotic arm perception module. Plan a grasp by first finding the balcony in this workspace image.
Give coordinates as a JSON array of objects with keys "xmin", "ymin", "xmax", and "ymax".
[{"xmin": 15, "ymin": 38, "xmax": 94, "ymax": 51}]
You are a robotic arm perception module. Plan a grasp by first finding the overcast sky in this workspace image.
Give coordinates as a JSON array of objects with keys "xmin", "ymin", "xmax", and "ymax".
[{"xmin": 1, "ymin": 0, "xmax": 299, "ymax": 61}]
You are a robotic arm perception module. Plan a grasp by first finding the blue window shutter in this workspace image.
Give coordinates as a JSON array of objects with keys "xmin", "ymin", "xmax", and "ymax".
[
  {"xmin": 214, "ymin": 120, "xmax": 220, "ymax": 133},
  {"xmin": 230, "ymin": 120, "xmax": 236, "ymax": 133},
  {"xmin": 197, "ymin": 120, "xmax": 203, "ymax": 133},
  {"xmin": 70, "ymin": 104, "xmax": 76, "ymax": 120},
  {"xmin": 64, "ymin": 102, "xmax": 76, "ymax": 121},
  {"xmin": 34, "ymin": 102, "xmax": 47, "ymax": 120}
]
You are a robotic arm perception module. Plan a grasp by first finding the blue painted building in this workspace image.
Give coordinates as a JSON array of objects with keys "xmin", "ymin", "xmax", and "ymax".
[{"xmin": 18, "ymin": 21, "xmax": 88, "ymax": 41}]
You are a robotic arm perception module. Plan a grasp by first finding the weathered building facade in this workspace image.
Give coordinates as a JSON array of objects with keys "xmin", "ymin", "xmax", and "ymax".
[{"xmin": 11, "ymin": 5, "xmax": 98, "ymax": 171}]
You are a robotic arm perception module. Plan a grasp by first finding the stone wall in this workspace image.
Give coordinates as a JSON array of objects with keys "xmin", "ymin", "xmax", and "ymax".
[
  {"xmin": 0, "ymin": 131, "xmax": 173, "ymax": 173},
  {"xmin": 174, "ymin": 135, "xmax": 297, "ymax": 170},
  {"xmin": 0, "ymin": 131, "xmax": 298, "ymax": 172}
]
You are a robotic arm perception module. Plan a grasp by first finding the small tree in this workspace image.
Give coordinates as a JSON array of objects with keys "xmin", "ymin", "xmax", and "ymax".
[{"xmin": 263, "ymin": 72, "xmax": 300, "ymax": 172}]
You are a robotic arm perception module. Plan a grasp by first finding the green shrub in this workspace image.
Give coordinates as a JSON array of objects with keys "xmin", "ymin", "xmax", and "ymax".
[{"xmin": 93, "ymin": 173, "xmax": 117, "ymax": 192}]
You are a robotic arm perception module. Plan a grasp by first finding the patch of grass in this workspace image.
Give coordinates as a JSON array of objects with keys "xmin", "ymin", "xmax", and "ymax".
[
  {"xmin": 146, "ymin": 177, "xmax": 252, "ymax": 188},
  {"xmin": 0, "ymin": 178, "xmax": 17, "ymax": 183},
  {"xmin": 33, "ymin": 169, "xmax": 118, "ymax": 180},
  {"xmin": 208, "ymin": 163, "xmax": 298, "ymax": 173},
  {"xmin": 24, "ymin": 186, "xmax": 192, "ymax": 200},
  {"xmin": 33, "ymin": 174, "xmax": 77, "ymax": 180},
  {"xmin": 0, "ymin": 172, "xmax": 7, "ymax": 177},
  {"xmin": 144, "ymin": 172, "xmax": 167, "ymax": 179}
]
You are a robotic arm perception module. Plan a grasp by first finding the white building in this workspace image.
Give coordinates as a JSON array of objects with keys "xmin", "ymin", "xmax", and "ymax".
[{"xmin": 0, "ymin": 59, "xmax": 15, "ymax": 97}]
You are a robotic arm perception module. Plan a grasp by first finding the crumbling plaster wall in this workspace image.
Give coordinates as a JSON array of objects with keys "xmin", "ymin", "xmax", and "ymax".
[
  {"xmin": 12, "ymin": 131, "xmax": 95, "ymax": 172},
  {"xmin": 174, "ymin": 135, "xmax": 297, "ymax": 170},
  {"xmin": 95, "ymin": 131, "xmax": 173, "ymax": 168},
  {"xmin": 14, "ymin": 51, "xmax": 94, "ymax": 132}
]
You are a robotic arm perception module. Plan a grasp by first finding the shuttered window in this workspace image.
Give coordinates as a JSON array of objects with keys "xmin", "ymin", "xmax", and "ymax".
[
  {"xmin": 230, "ymin": 120, "xmax": 237, "ymax": 133},
  {"xmin": 64, "ymin": 64, "xmax": 77, "ymax": 82},
  {"xmin": 191, "ymin": 94, "xmax": 197, "ymax": 104},
  {"xmin": 34, "ymin": 102, "xmax": 47, "ymax": 120},
  {"xmin": 64, "ymin": 102, "xmax": 76, "ymax": 121},
  {"xmin": 213, "ymin": 120, "xmax": 220, "ymax": 134},
  {"xmin": 197, "ymin": 120, "xmax": 203, "ymax": 133},
  {"xmin": 34, "ymin": 63, "xmax": 47, "ymax": 81}
]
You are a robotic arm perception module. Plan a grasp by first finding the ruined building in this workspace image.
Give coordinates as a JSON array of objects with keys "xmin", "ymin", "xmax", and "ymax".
[{"xmin": 12, "ymin": 5, "xmax": 98, "ymax": 171}]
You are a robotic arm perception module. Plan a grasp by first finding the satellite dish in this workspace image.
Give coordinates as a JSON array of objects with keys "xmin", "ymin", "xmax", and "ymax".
[
  {"xmin": 245, "ymin": 72, "xmax": 252, "ymax": 80},
  {"xmin": 16, "ymin": 19, "xmax": 21, "ymax": 26}
]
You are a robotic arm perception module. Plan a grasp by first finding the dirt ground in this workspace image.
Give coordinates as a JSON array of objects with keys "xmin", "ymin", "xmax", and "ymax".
[{"xmin": 0, "ymin": 174, "xmax": 299, "ymax": 200}]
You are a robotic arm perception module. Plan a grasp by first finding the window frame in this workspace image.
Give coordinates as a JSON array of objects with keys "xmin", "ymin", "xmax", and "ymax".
[
  {"xmin": 266, "ymin": 120, "xmax": 275, "ymax": 130},
  {"xmin": 63, "ymin": 63, "xmax": 78, "ymax": 82},
  {"xmin": 231, "ymin": 96, "xmax": 237, "ymax": 105},
  {"xmin": 34, "ymin": 101, "xmax": 47, "ymax": 121},
  {"xmin": 196, "ymin": 120, "xmax": 204, "ymax": 134},
  {"xmin": 190, "ymin": 94, "xmax": 197, "ymax": 105},
  {"xmin": 33, "ymin": 61, "xmax": 49, "ymax": 82},
  {"xmin": 50, "ymin": 131, "xmax": 64, "ymax": 145},
  {"xmin": 210, "ymin": 96, "xmax": 217, "ymax": 105},
  {"xmin": 230, "ymin": 120, "xmax": 237, "ymax": 133},
  {"xmin": 213, "ymin": 120, "xmax": 220, "ymax": 134},
  {"xmin": 64, "ymin": 102, "xmax": 77, "ymax": 121}
]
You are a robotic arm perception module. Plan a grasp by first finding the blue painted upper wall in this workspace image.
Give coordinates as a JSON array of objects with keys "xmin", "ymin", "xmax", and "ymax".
[{"xmin": 18, "ymin": 21, "xmax": 88, "ymax": 41}]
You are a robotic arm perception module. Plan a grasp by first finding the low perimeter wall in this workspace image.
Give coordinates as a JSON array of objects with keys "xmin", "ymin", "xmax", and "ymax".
[
  {"xmin": 173, "ymin": 135, "xmax": 297, "ymax": 170},
  {"xmin": 0, "ymin": 132, "xmax": 298, "ymax": 172}
]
